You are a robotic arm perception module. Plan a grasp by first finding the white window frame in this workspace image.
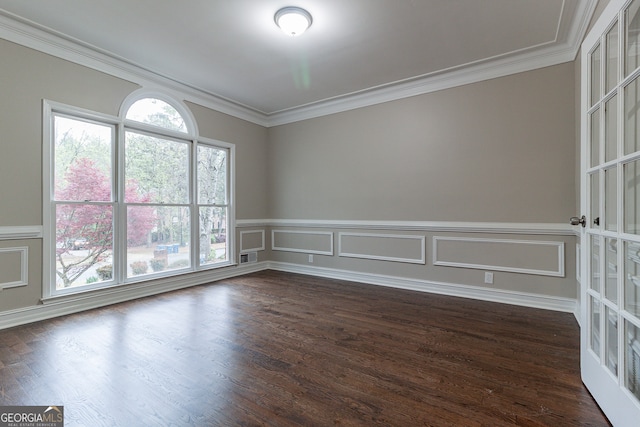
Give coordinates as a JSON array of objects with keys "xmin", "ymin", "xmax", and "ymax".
[{"xmin": 42, "ymin": 92, "xmax": 235, "ymax": 299}]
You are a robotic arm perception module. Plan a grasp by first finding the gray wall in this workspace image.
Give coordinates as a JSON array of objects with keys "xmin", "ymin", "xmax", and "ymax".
[
  {"xmin": 0, "ymin": 39, "xmax": 269, "ymax": 313},
  {"xmin": 268, "ymin": 63, "xmax": 576, "ymax": 223}
]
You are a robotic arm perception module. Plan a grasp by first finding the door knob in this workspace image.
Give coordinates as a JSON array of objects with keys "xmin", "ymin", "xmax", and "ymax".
[{"xmin": 570, "ymin": 215, "xmax": 587, "ymax": 227}]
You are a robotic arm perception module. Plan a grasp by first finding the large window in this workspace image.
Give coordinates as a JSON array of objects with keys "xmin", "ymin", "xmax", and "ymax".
[{"xmin": 44, "ymin": 93, "xmax": 233, "ymax": 296}]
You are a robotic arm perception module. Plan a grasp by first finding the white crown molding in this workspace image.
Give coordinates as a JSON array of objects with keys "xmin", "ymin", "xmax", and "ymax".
[
  {"xmin": 0, "ymin": 11, "xmax": 269, "ymax": 127},
  {"xmin": 237, "ymin": 219, "xmax": 577, "ymax": 236},
  {"xmin": 266, "ymin": 0, "xmax": 598, "ymax": 125},
  {"xmin": 266, "ymin": 43, "xmax": 575, "ymax": 126},
  {"xmin": 0, "ymin": 1, "xmax": 597, "ymax": 127},
  {"xmin": 0, "ymin": 226, "xmax": 43, "ymax": 240},
  {"xmin": 269, "ymin": 262, "xmax": 576, "ymax": 313},
  {"xmin": 565, "ymin": 0, "xmax": 600, "ymax": 52}
]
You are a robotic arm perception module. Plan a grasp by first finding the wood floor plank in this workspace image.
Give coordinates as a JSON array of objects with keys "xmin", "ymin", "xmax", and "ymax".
[{"xmin": 0, "ymin": 271, "xmax": 610, "ymax": 426}]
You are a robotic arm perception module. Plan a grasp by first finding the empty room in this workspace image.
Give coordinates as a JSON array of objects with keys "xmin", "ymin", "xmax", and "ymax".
[{"xmin": 0, "ymin": 0, "xmax": 637, "ymax": 425}]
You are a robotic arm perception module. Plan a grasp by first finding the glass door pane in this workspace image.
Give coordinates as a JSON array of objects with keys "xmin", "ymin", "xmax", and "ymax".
[
  {"xmin": 605, "ymin": 96, "xmax": 618, "ymax": 162},
  {"xmin": 607, "ymin": 23, "xmax": 619, "ymax": 93},
  {"xmin": 626, "ymin": 0, "xmax": 640, "ymax": 76},
  {"xmin": 592, "ymin": 44, "xmax": 602, "ymax": 107},
  {"xmin": 592, "ymin": 235, "xmax": 601, "ymax": 292},
  {"xmin": 606, "ymin": 306, "xmax": 619, "ymax": 375},
  {"xmin": 625, "ymin": 77, "xmax": 640, "ymax": 155},
  {"xmin": 624, "ymin": 160, "xmax": 640, "ymax": 235},
  {"xmin": 591, "ymin": 109, "xmax": 601, "ymax": 167},
  {"xmin": 592, "ymin": 296, "xmax": 602, "ymax": 358},
  {"xmin": 606, "ymin": 238, "xmax": 618, "ymax": 302},
  {"xmin": 605, "ymin": 167, "xmax": 618, "ymax": 231},
  {"xmin": 626, "ymin": 241, "xmax": 640, "ymax": 317},
  {"xmin": 591, "ymin": 172, "xmax": 601, "ymax": 229},
  {"xmin": 626, "ymin": 320, "xmax": 640, "ymax": 400}
]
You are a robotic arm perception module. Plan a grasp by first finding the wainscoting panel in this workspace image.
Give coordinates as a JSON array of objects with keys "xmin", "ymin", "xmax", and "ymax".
[
  {"xmin": 0, "ymin": 247, "xmax": 28, "ymax": 290},
  {"xmin": 338, "ymin": 232, "xmax": 425, "ymax": 264},
  {"xmin": 272, "ymin": 230, "xmax": 334, "ymax": 255},
  {"xmin": 240, "ymin": 229, "xmax": 265, "ymax": 253},
  {"xmin": 433, "ymin": 237, "xmax": 565, "ymax": 277}
]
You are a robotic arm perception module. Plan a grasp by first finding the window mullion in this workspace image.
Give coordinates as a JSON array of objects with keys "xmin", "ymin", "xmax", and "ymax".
[
  {"xmin": 192, "ymin": 140, "xmax": 198, "ymax": 269},
  {"xmin": 116, "ymin": 122, "xmax": 126, "ymax": 285}
]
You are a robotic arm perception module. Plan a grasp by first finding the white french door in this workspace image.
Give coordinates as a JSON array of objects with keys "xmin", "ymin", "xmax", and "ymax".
[{"xmin": 581, "ymin": 1, "xmax": 640, "ymax": 425}]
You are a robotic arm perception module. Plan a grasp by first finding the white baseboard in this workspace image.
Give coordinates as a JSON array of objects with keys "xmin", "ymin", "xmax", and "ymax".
[
  {"xmin": 0, "ymin": 262, "xmax": 268, "ymax": 330},
  {"xmin": 0, "ymin": 260, "xmax": 577, "ymax": 331},
  {"xmin": 268, "ymin": 262, "xmax": 577, "ymax": 313}
]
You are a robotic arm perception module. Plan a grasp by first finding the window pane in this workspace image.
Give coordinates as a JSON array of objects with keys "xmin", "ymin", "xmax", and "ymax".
[
  {"xmin": 624, "ymin": 77, "xmax": 640, "ymax": 155},
  {"xmin": 54, "ymin": 116, "xmax": 112, "ymax": 202},
  {"xmin": 605, "ymin": 96, "xmax": 618, "ymax": 162},
  {"xmin": 605, "ymin": 238, "xmax": 618, "ymax": 303},
  {"xmin": 624, "ymin": 160, "xmax": 640, "ymax": 235},
  {"xmin": 197, "ymin": 145, "xmax": 227, "ymax": 205},
  {"xmin": 127, "ymin": 206, "xmax": 190, "ymax": 277},
  {"xmin": 626, "ymin": 241, "xmax": 640, "ymax": 316},
  {"xmin": 55, "ymin": 203, "xmax": 113, "ymax": 289},
  {"xmin": 125, "ymin": 98, "xmax": 187, "ymax": 133},
  {"xmin": 605, "ymin": 167, "xmax": 618, "ymax": 232},
  {"xmin": 591, "ymin": 108, "xmax": 601, "ymax": 167},
  {"xmin": 607, "ymin": 22, "xmax": 619, "ymax": 93},
  {"xmin": 605, "ymin": 306, "xmax": 618, "ymax": 376},
  {"xmin": 626, "ymin": 0, "xmax": 640, "ymax": 76},
  {"xmin": 591, "ymin": 296, "xmax": 601, "ymax": 358},
  {"xmin": 625, "ymin": 320, "xmax": 640, "ymax": 401},
  {"xmin": 125, "ymin": 132, "xmax": 189, "ymax": 204},
  {"xmin": 199, "ymin": 206, "xmax": 227, "ymax": 266},
  {"xmin": 592, "ymin": 44, "xmax": 601, "ymax": 106},
  {"xmin": 592, "ymin": 235, "xmax": 601, "ymax": 292}
]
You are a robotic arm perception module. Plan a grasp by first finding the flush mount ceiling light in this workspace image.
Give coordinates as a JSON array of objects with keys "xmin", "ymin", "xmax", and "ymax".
[{"xmin": 274, "ymin": 6, "xmax": 312, "ymax": 37}]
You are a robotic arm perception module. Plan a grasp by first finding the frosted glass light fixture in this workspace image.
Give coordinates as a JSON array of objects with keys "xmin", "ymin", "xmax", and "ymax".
[{"xmin": 275, "ymin": 7, "xmax": 312, "ymax": 36}]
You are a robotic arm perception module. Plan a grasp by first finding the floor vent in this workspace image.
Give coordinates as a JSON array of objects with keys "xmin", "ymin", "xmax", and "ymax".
[{"xmin": 240, "ymin": 252, "xmax": 258, "ymax": 264}]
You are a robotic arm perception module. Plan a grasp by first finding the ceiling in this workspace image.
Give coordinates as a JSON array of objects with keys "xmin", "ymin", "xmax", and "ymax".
[{"xmin": 0, "ymin": 0, "xmax": 597, "ymax": 125}]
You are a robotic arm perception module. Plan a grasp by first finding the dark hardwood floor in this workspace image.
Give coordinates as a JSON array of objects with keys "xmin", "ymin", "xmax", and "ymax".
[{"xmin": 0, "ymin": 271, "xmax": 609, "ymax": 426}]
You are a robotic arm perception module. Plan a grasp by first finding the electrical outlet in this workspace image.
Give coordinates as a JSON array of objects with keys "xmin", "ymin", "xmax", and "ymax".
[
  {"xmin": 308, "ymin": 254, "xmax": 314, "ymax": 263},
  {"xmin": 484, "ymin": 272, "xmax": 494, "ymax": 284}
]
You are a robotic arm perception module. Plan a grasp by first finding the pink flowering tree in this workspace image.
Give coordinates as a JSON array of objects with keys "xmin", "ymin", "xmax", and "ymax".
[{"xmin": 55, "ymin": 158, "xmax": 155, "ymax": 287}]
